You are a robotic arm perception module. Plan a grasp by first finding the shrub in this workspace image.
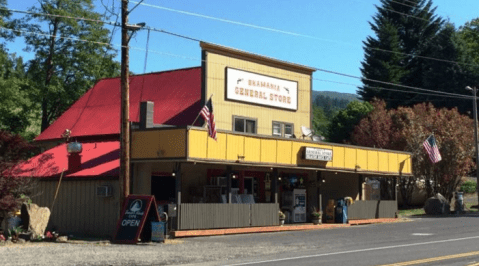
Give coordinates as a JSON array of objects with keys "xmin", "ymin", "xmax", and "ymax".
[{"xmin": 460, "ymin": 180, "xmax": 477, "ymax": 194}]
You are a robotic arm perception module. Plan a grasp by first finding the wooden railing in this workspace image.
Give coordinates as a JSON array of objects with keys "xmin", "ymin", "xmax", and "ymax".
[
  {"xmin": 178, "ymin": 203, "xmax": 279, "ymax": 230},
  {"xmin": 347, "ymin": 200, "xmax": 397, "ymax": 219}
]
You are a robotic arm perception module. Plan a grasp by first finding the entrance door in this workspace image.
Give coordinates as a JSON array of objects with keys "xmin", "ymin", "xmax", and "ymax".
[{"xmin": 151, "ymin": 176, "xmax": 176, "ymax": 204}]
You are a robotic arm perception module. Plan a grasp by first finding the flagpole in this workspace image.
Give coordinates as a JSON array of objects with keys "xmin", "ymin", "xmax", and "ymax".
[{"xmin": 192, "ymin": 94, "xmax": 214, "ymax": 126}]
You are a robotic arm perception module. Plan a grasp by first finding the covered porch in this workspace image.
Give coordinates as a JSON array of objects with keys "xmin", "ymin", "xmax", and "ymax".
[{"xmin": 131, "ymin": 126, "xmax": 412, "ymax": 231}]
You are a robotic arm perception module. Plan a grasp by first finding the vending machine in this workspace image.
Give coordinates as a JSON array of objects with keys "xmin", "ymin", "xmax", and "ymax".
[{"xmin": 282, "ymin": 189, "xmax": 306, "ymax": 223}]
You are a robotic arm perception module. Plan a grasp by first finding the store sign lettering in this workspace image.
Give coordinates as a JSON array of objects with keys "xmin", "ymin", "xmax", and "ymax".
[
  {"xmin": 226, "ymin": 68, "xmax": 298, "ymax": 110},
  {"xmin": 304, "ymin": 147, "xmax": 333, "ymax": 161}
]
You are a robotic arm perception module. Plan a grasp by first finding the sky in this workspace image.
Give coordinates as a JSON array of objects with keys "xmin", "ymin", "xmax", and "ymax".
[{"xmin": 5, "ymin": 0, "xmax": 479, "ymax": 95}]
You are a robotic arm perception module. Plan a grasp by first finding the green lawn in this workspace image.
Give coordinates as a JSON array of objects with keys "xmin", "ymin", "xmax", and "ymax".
[
  {"xmin": 398, "ymin": 203, "xmax": 478, "ymax": 217},
  {"xmin": 398, "ymin": 208, "xmax": 425, "ymax": 217}
]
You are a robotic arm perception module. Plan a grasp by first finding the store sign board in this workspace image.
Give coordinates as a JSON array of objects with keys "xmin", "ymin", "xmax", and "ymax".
[
  {"xmin": 114, "ymin": 195, "xmax": 160, "ymax": 244},
  {"xmin": 304, "ymin": 147, "xmax": 333, "ymax": 161},
  {"xmin": 226, "ymin": 68, "xmax": 298, "ymax": 110}
]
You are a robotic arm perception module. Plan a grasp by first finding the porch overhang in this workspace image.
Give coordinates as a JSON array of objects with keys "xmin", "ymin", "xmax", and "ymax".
[{"xmin": 131, "ymin": 127, "xmax": 412, "ymax": 176}]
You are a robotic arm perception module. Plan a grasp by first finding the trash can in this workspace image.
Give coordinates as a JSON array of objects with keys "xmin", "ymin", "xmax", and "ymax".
[
  {"xmin": 151, "ymin": 221, "xmax": 167, "ymax": 242},
  {"xmin": 335, "ymin": 199, "xmax": 348, "ymax": 224}
]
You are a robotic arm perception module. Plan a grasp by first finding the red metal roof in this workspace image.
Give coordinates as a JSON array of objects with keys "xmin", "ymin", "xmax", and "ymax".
[
  {"xmin": 8, "ymin": 141, "xmax": 120, "ymax": 178},
  {"xmin": 36, "ymin": 67, "xmax": 202, "ymax": 141}
]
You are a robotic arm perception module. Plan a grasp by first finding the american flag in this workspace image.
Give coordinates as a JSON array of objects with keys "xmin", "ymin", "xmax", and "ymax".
[
  {"xmin": 423, "ymin": 135, "xmax": 442, "ymax": 163},
  {"xmin": 200, "ymin": 98, "xmax": 217, "ymax": 141}
]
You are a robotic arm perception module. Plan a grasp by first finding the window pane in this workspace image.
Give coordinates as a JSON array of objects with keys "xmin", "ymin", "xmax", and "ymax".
[
  {"xmin": 246, "ymin": 120, "xmax": 256, "ymax": 134},
  {"xmin": 235, "ymin": 118, "xmax": 245, "ymax": 132},
  {"xmin": 285, "ymin": 124, "xmax": 293, "ymax": 137},
  {"xmin": 273, "ymin": 123, "xmax": 281, "ymax": 136}
]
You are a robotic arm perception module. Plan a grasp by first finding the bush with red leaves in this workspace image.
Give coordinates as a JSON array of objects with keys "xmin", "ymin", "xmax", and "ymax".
[{"xmin": 0, "ymin": 130, "xmax": 36, "ymax": 213}]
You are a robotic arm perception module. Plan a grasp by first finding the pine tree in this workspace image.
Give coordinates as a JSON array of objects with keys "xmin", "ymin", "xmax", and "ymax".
[{"xmin": 358, "ymin": 0, "xmax": 453, "ymax": 109}]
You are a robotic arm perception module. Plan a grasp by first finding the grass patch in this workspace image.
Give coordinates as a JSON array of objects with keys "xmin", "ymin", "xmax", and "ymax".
[
  {"xmin": 398, "ymin": 208, "xmax": 425, "ymax": 217},
  {"xmin": 465, "ymin": 202, "xmax": 479, "ymax": 212}
]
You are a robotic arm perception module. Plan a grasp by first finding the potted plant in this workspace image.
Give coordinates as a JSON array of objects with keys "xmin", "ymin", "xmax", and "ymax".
[
  {"xmin": 278, "ymin": 210, "xmax": 286, "ymax": 225},
  {"xmin": 311, "ymin": 208, "xmax": 322, "ymax": 225}
]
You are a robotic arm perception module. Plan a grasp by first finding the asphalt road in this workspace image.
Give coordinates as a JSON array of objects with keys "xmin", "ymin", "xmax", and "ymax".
[
  {"xmin": 2, "ymin": 213, "xmax": 479, "ymax": 265},
  {"xmin": 207, "ymin": 214, "xmax": 479, "ymax": 266}
]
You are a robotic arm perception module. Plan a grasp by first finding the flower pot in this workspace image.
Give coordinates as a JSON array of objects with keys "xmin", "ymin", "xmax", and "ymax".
[
  {"xmin": 312, "ymin": 218, "xmax": 321, "ymax": 225},
  {"xmin": 279, "ymin": 218, "xmax": 285, "ymax": 226}
]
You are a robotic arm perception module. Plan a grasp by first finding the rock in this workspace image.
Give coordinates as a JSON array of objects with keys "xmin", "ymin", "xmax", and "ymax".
[
  {"xmin": 21, "ymin": 203, "xmax": 51, "ymax": 239},
  {"xmin": 56, "ymin": 236, "xmax": 68, "ymax": 243},
  {"xmin": 424, "ymin": 193, "xmax": 450, "ymax": 215},
  {"xmin": 17, "ymin": 238, "xmax": 26, "ymax": 244}
]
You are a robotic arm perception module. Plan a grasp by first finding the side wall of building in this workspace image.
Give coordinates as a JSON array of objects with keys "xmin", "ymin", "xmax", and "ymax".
[{"xmin": 32, "ymin": 179, "xmax": 120, "ymax": 238}]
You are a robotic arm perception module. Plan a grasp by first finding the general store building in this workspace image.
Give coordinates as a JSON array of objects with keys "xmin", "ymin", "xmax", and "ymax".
[{"xmin": 10, "ymin": 42, "xmax": 412, "ymax": 237}]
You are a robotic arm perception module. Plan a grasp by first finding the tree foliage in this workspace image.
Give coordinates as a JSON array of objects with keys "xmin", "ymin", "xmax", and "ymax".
[
  {"xmin": 23, "ymin": 0, "xmax": 120, "ymax": 132},
  {"xmin": 327, "ymin": 101, "xmax": 374, "ymax": 143},
  {"xmin": 0, "ymin": 130, "xmax": 36, "ymax": 213},
  {"xmin": 351, "ymin": 100, "xmax": 475, "ymax": 203},
  {"xmin": 358, "ymin": 0, "xmax": 477, "ymax": 113}
]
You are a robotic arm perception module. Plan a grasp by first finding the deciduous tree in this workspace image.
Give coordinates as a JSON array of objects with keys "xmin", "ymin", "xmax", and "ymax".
[
  {"xmin": 23, "ymin": 0, "xmax": 120, "ymax": 132},
  {"xmin": 352, "ymin": 100, "xmax": 474, "ymax": 203}
]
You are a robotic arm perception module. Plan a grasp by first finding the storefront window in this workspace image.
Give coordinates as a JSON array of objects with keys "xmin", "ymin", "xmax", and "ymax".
[{"xmin": 233, "ymin": 116, "xmax": 257, "ymax": 134}]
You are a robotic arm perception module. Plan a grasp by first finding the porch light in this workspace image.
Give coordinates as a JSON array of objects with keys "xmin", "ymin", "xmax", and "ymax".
[
  {"xmin": 172, "ymin": 173, "xmax": 176, "ymax": 177},
  {"xmin": 67, "ymin": 141, "xmax": 82, "ymax": 154}
]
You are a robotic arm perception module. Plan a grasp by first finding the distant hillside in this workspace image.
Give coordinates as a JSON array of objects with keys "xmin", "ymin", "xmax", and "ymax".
[{"xmin": 312, "ymin": 91, "xmax": 360, "ymax": 102}]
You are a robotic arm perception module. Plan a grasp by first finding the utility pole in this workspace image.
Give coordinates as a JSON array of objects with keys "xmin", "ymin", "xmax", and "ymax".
[
  {"xmin": 466, "ymin": 86, "xmax": 479, "ymax": 206},
  {"xmin": 120, "ymin": 0, "xmax": 130, "ymax": 209}
]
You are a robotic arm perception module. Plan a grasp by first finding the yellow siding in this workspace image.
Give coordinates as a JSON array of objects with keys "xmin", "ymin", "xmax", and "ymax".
[
  {"xmin": 205, "ymin": 52, "xmax": 311, "ymax": 139},
  {"xmin": 207, "ymin": 132, "xmax": 227, "ymax": 160},
  {"xmin": 276, "ymin": 140, "xmax": 292, "ymax": 164},
  {"xmin": 357, "ymin": 149, "xmax": 368, "ymax": 171},
  {"xmin": 332, "ymin": 146, "xmax": 345, "ymax": 168},
  {"xmin": 132, "ymin": 128, "xmax": 412, "ymax": 176},
  {"xmin": 367, "ymin": 150, "xmax": 379, "ymax": 171},
  {"xmin": 400, "ymin": 154, "xmax": 411, "ymax": 174},
  {"xmin": 244, "ymin": 137, "xmax": 261, "ymax": 162},
  {"xmin": 378, "ymin": 151, "xmax": 389, "ymax": 172},
  {"xmin": 131, "ymin": 129, "xmax": 186, "ymax": 159},
  {"xmin": 226, "ymin": 134, "xmax": 245, "ymax": 161},
  {"xmin": 188, "ymin": 130, "xmax": 208, "ymax": 158},
  {"xmin": 392, "ymin": 153, "xmax": 400, "ymax": 173},
  {"xmin": 344, "ymin": 148, "xmax": 357, "ymax": 169},
  {"xmin": 260, "ymin": 139, "xmax": 277, "ymax": 163}
]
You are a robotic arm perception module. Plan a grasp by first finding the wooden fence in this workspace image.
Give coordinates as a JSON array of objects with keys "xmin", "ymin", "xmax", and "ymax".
[
  {"xmin": 348, "ymin": 200, "xmax": 397, "ymax": 219},
  {"xmin": 178, "ymin": 203, "xmax": 279, "ymax": 230}
]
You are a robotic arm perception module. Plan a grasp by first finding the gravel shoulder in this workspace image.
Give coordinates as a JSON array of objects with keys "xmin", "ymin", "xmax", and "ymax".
[{"xmin": 1, "ymin": 234, "xmax": 307, "ymax": 266}]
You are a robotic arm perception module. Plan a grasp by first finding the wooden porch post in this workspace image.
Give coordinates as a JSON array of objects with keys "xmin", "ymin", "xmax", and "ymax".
[
  {"xmin": 227, "ymin": 166, "xmax": 232, "ymax": 204},
  {"xmin": 358, "ymin": 174, "xmax": 364, "ymax": 201},
  {"xmin": 272, "ymin": 168, "xmax": 278, "ymax": 204},
  {"xmin": 394, "ymin": 176, "xmax": 398, "ymax": 201},
  {"xmin": 317, "ymin": 171, "xmax": 322, "ymax": 213},
  {"xmin": 175, "ymin": 163, "xmax": 182, "ymax": 230}
]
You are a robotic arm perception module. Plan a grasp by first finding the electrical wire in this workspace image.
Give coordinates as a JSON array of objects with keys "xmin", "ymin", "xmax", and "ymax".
[
  {"xmin": 4, "ymin": 7, "xmax": 479, "ymax": 69},
  {"xmin": 2, "ymin": 26, "xmax": 474, "ymax": 101},
  {"xmin": 125, "ymin": 2, "xmax": 479, "ymax": 68}
]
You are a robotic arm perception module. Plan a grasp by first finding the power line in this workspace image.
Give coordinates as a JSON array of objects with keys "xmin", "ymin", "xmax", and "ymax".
[
  {"xmin": 4, "ymin": 6, "xmax": 479, "ymax": 70},
  {"xmin": 2, "ymin": 26, "xmax": 474, "ymax": 101},
  {"xmin": 2, "ymin": 8, "xmax": 203, "ymax": 43},
  {"xmin": 129, "ymin": 2, "xmax": 479, "ymax": 68},
  {"xmin": 315, "ymin": 79, "xmax": 471, "ymax": 100}
]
